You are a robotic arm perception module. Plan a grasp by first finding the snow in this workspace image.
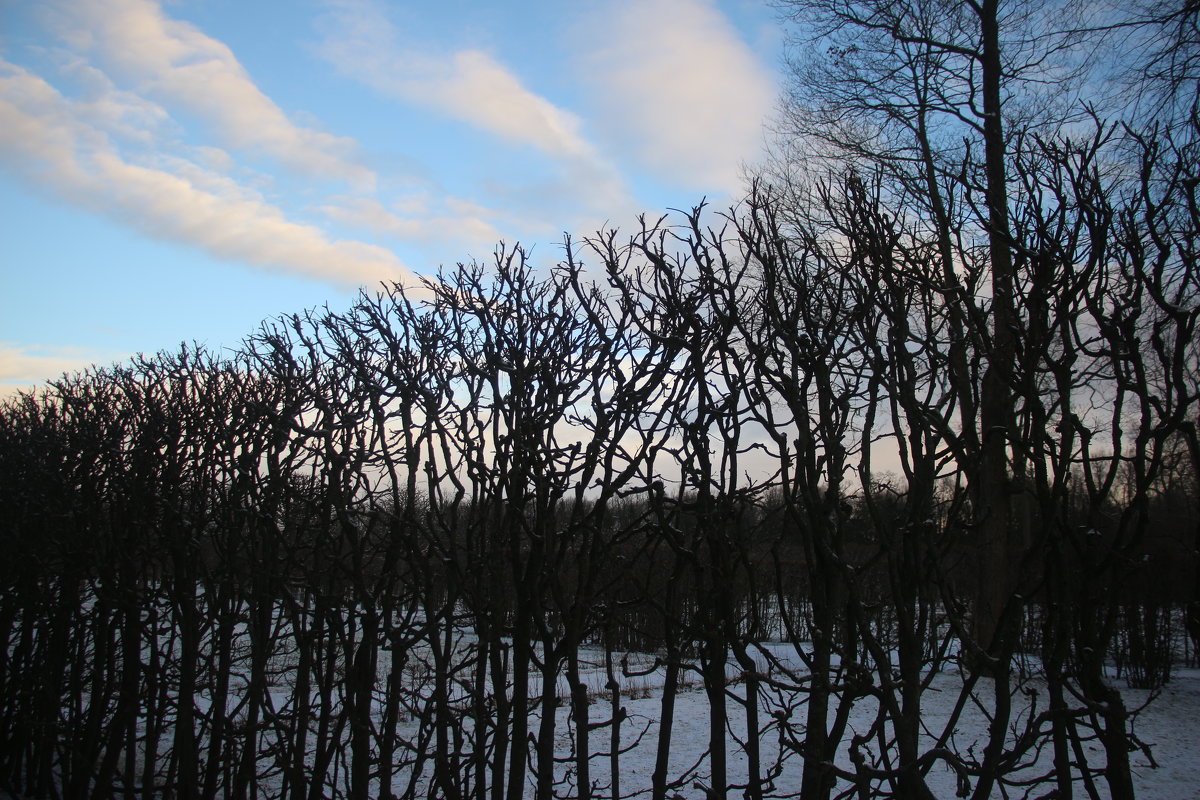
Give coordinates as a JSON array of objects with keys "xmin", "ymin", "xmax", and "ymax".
[
  {"xmin": 7, "ymin": 627, "xmax": 1199, "ymax": 799},
  {"xmin": 1121, "ymin": 670, "xmax": 1200, "ymax": 799},
  {"xmin": 541, "ymin": 655, "xmax": 1200, "ymax": 799}
]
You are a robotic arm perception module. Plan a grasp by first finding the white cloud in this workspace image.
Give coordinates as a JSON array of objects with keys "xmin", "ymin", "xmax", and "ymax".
[
  {"xmin": 318, "ymin": 0, "xmax": 594, "ymax": 160},
  {"xmin": 0, "ymin": 343, "xmax": 116, "ymax": 390},
  {"xmin": 56, "ymin": 58, "xmax": 171, "ymax": 144},
  {"xmin": 574, "ymin": 0, "xmax": 777, "ymax": 194},
  {"xmin": 320, "ymin": 195, "xmax": 503, "ymax": 251},
  {"xmin": 45, "ymin": 0, "xmax": 374, "ymax": 188},
  {"xmin": 0, "ymin": 61, "xmax": 410, "ymax": 287},
  {"xmin": 428, "ymin": 49, "xmax": 596, "ymax": 161},
  {"xmin": 316, "ymin": 0, "xmax": 639, "ymax": 225}
]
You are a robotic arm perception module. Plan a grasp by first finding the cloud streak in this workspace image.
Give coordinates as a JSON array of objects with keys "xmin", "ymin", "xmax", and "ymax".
[
  {"xmin": 320, "ymin": 195, "xmax": 504, "ymax": 252},
  {"xmin": 318, "ymin": 0, "xmax": 594, "ymax": 161},
  {"xmin": 574, "ymin": 0, "xmax": 777, "ymax": 194},
  {"xmin": 0, "ymin": 343, "xmax": 117, "ymax": 392},
  {"xmin": 46, "ymin": 0, "xmax": 374, "ymax": 188},
  {"xmin": 0, "ymin": 60, "xmax": 409, "ymax": 287},
  {"xmin": 316, "ymin": 0, "xmax": 636, "ymax": 223}
]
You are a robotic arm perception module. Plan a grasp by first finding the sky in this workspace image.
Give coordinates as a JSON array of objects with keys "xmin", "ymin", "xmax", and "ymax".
[{"xmin": 0, "ymin": 0, "xmax": 783, "ymax": 393}]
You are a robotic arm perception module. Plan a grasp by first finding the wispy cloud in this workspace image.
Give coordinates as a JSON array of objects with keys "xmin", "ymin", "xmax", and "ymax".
[
  {"xmin": 0, "ymin": 60, "xmax": 409, "ymax": 286},
  {"xmin": 320, "ymin": 195, "xmax": 504, "ymax": 253},
  {"xmin": 0, "ymin": 343, "xmax": 117, "ymax": 391},
  {"xmin": 318, "ymin": 0, "xmax": 593, "ymax": 160},
  {"xmin": 44, "ymin": 0, "xmax": 375, "ymax": 188},
  {"xmin": 315, "ymin": 0, "xmax": 636, "ymax": 223},
  {"xmin": 573, "ymin": 0, "xmax": 777, "ymax": 195}
]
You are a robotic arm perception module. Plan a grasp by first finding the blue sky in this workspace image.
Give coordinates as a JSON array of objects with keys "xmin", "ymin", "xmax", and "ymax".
[{"xmin": 0, "ymin": 0, "xmax": 783, "ymax": 392}]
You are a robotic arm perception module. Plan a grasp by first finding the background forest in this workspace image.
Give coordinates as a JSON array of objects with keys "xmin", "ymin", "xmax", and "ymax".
[{"xmin": 2, "ymin": 1, "xmax": 1199, "ymax": 799}]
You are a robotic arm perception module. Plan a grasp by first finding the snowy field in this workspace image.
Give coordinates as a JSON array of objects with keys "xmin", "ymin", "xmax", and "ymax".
[
  {"xmin": 260, "ymin": 637, "xmax": 1200, "ymax": 799},
  {"xmin": 595, "ymin": 663, "xmax": 1200, "ymax": 799},
  {"xmin": 503, "ymin": 649, "xmax": 1200, "ymax": 799},
  {"xmin": 4, "ymin": 673, "xmax": 1199, "ymax": 798},
  {"xmin": 7, "ymin": 622, "xmax": 1199, "ymax": 799}
]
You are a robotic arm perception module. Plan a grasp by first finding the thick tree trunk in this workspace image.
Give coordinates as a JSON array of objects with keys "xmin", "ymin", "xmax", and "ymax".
[
  {"xmin": 651, "ymin": 641, "xmax": 680, "ymax": 800},
  {"xmin": 565, "ymin": 647, "xmax": 591, "ymax": 800},
  {"xmin": 972, "ymin": 0, "xmax": 1018, "ymax": 673}
]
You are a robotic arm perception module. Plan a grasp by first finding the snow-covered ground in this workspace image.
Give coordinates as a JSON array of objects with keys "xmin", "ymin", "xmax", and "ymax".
[
  {"xmin": 528, "ymin": 650, "xmax": 1200, "ymax": 799},
  {"xmin": 605, "ymin": 669, "xmax": 1200, "ymax": 799},
  {"xmin": 357, "ymin": 639, "xmax": 1200, "ymax": 798},
  {"xmin": 1117, "ymin": 669, "xmax": 1200, "ymax": 799},
  {"xmin": 7, "ymin": 629, "xmax": 1198, "ymax": 798}
]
